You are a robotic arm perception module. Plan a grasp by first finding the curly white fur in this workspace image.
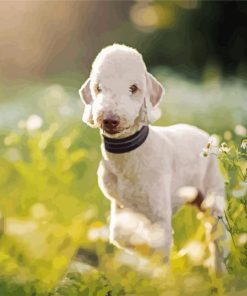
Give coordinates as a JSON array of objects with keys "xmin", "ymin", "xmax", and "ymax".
[{"xmin": 79, "ymin": 44, "xmax": 226, "ymax": 264}]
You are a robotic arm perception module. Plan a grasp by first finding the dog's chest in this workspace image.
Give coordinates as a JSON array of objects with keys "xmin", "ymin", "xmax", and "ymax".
[{"xmin": 108, "ymin": 153, "xmax": 155, "ymax": 219}]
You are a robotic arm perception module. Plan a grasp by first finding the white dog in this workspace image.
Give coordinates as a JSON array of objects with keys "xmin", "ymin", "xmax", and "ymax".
[{"xmin": 79, "ymin": 44, "xmax": 226, "ymax": 263}]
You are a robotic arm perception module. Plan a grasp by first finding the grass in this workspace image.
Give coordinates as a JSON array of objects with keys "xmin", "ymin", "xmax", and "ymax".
[{"xmin": 0, "ymin": 70, "xmax": 246, "ymax": 295}]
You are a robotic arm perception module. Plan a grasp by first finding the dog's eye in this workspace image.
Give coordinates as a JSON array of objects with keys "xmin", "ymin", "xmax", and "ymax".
[
  {"xmin": 95, "ymin": 84, "xmax": 102, "ymax": 94},
  {"xmin": 129, "ymin": 84, "xmax": 138, "ymax": 94}
]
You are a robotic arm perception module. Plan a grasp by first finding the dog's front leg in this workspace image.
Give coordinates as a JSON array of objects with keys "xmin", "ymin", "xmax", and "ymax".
[
  {"xmin": 109, "ymin": 200, "xmax": 119, "ymax": 246},
  {"xmin": 97, "ymin": 162, "xmax": 123, "ymax": 248},
  {"xmin": 153, "ymin": 217, "xmax": 173, "ymax": 263},
  {"xmin": 97, "ymin": 160, "xmax": 118, "ymax": 201},
  {"xmin": 148, "ymin": 185, "xmax": 173, "ymax": 263}
]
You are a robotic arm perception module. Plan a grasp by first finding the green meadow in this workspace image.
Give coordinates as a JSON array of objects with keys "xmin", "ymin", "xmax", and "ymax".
[{"xmin": 0, "ymin": 70, "xmax": 246, "ymax": 295}]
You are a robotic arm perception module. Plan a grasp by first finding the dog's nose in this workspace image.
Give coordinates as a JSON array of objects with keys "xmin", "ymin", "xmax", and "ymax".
[{"xmin": 103, "ymin": 115, "xmax": 120, "ymax": 130}]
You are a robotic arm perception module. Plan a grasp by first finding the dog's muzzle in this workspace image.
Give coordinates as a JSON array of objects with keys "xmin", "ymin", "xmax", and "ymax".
[{"xmin": 102, "ymin": 114, "xmax": 121, "ymax": 134}]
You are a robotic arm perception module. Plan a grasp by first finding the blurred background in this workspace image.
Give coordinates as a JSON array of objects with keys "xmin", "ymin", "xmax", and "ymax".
[
  {"xmin": 0, "ymin": 1, "xmax": 247, "ymax": 295},
  {"xmin": 1, "ymin": 0, "xmax": 247, "ymax": 79},
  {"xmin": 0, "ymin": 0, "xmax": 247, "ymax": 132}
]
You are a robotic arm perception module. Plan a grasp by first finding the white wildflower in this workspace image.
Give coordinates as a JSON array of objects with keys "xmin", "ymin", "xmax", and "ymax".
[
  {"xmin": 241, "ymin": 139, "xmax": 247, "ymax": 150},
  {"xmin": 6, "ymin": 219, "xmax": 38, "ymax": 235},
  {"xmin": 219, "ymin": 142, "xmax": 231, "ymax": 153},
  {"xmin": 200, "ymin": 148, "xmax": 209, "ymax": 157},
  {"xmin": 235, "ymin": 125, "xmax": 246, "ymax": 136},
  {"xmin": 237, "ymin": 233, "xmax": 247, "ymax": 246},
  {"xmin": 26, "ymin": 114, "xmax": 43, "ymax": 130},
  {"xmin": 200, "ymin": 135, "xmax": 220, "ymax": 157},
  {"xmin": 208, "ymin": 135, "xmax": 220, "ymax": 146},
  {"xmin": 88, "ymin": 226, "xmax": 109, "ymax": 241},
  {"xmin": 201, "ymin": 193, "xmax": 216, "ymax": 210},
  {"xmin": 177, "ymin": 186, "xmax": 198, "ymax": 202},
  {"xmin": 232, "ymin": 188, "xmax": 246, "ymax": 198},
  {"xmin": 179, "ymin": 241, "xmax": 205, "ymax": 264}
]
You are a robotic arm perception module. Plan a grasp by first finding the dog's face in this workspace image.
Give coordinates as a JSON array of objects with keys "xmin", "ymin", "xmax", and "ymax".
[{"xmin": 79, "ymin": 44, "xmax": 164, "ymax": 137}]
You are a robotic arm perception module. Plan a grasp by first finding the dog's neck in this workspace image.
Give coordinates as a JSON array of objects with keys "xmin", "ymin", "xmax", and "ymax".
[{"xmin": 102, "ymin": 125, "xmax": 149, "ymax": 154}]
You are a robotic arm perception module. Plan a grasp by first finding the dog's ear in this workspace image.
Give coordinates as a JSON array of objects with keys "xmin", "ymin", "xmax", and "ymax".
[
  {"xmin": 79, "ymin": 78, "xmax": 93, "ymax": 104},
  {"xmin": 145, "ymin": 72, "xmax": 164, "ymax": 123},
  {"xmin": 79, "ymin": 78, "xmax": 95, "ymax": 127},
  {"xmin": 145, "ymin": 72, "xmax": 164, "ymax": 107}
]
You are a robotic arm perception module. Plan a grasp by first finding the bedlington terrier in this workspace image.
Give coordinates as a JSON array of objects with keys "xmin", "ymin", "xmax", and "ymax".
[{"xmin": 79, "ymin": 44, "xmax": 226, "ymax": 264}]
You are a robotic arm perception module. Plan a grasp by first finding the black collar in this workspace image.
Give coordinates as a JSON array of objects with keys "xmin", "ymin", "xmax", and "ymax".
[{"xmin": 103, "ymin": 125, "xmax": 149, "ymax": 154}]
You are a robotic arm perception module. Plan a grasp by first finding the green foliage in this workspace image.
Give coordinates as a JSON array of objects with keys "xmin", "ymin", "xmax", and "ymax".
[{"xmin": 0, "ymin": 79, "xmax": 246, "ymax": 295}]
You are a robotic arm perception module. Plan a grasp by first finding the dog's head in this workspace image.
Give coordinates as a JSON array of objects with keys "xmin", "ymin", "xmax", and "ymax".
[{"xmin": 79, "ymin": 44, "xmax": 164, "ymax": 137}]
